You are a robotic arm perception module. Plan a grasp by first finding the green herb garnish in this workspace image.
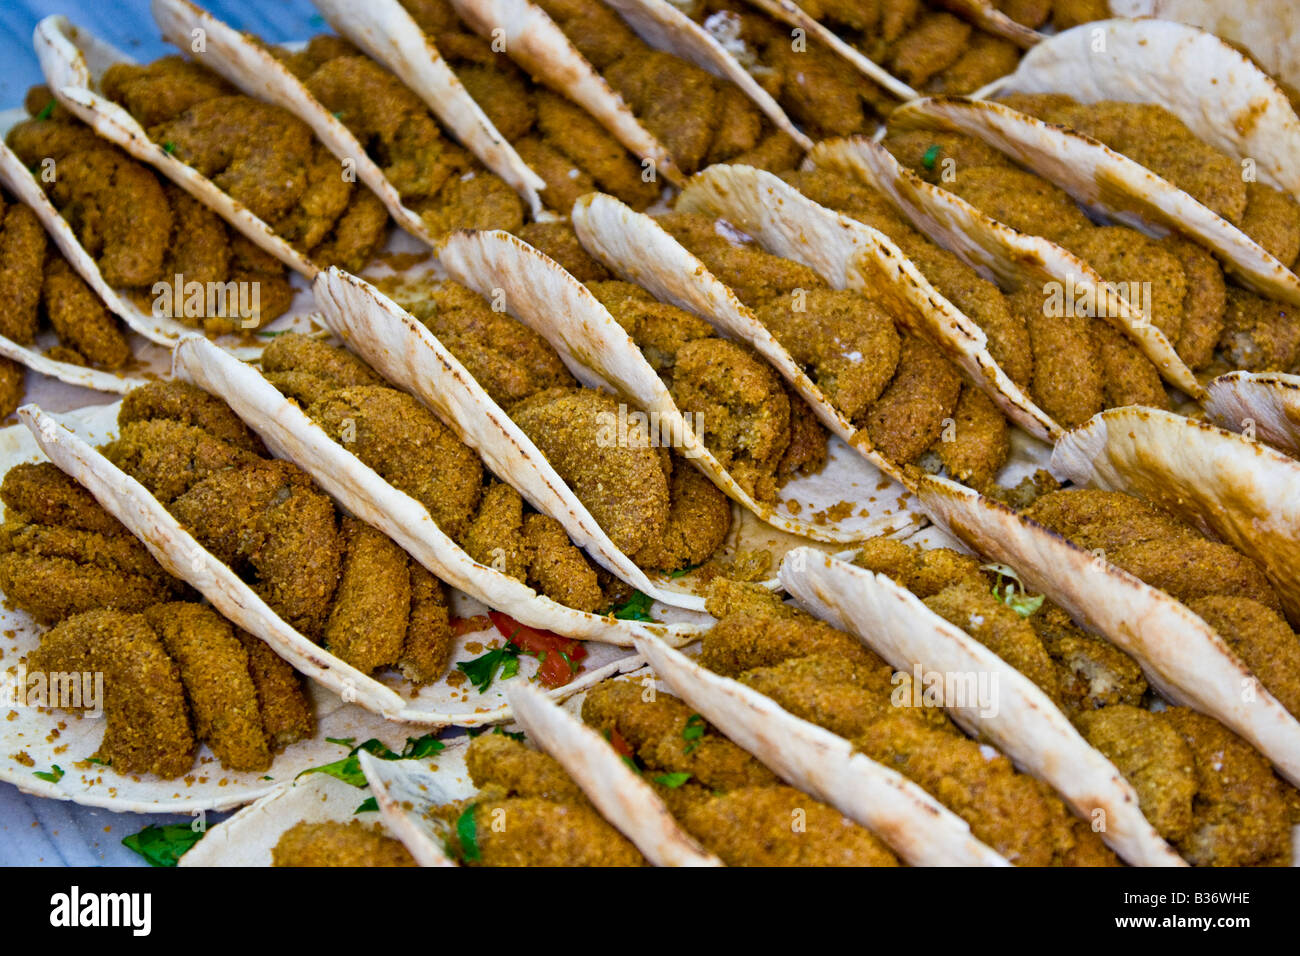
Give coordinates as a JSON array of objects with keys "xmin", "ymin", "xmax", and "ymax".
[
  {"xmin": 455, "ymin": 803, "xmax": 481, "ymax": 863},
  {"xmin": 122, "ymin": 823, "xmax": 203, "ymax": 867},
  {"xmin": 682, "ymin": 714, "xmax": 705, "ymax": 755},
  {"xmin": 402, "ymin": 734, "xmax": 446, "ymax": 759},
  {"xmin": 298, "ymin": 734, "xmax": 446, "ymax": 785},
  {"xmin": 612, "ymin": 591, "xmax": 653, "ymax": 621},
  {"xmin": 36, "ymin": 100, "xmax": 56, "ymax": 121},
  {"xmin": 33, "ymin": 765, "xmax": 63, "ymax": 783},
  {"xmin": 355, "ymin": 797, "xmax": 379, "ymax": 814},
  {"xmin": 922, "ymin": 144, "xmax": 941, "ymax": 170},
  {"xmin": 652, "ymin": 772, "xmax": 692, "ymax": 788},
  {"xmin": 162, "ymin": 141, "xmax": 176, "ymax": 155},
  {"xmin": 457, "ymin": 643, "xmax": 520, "ymax": 692},
  {"xmin": 84, "ymin": 757, "xmax": 109, "ymax": 767},
  {"xmin": 668, "ymin": 564, "xmax": 699, "ymax": 580},
  {"xmin": 983, "ymin": 563, "xmax": 1045, "ymax": 618}
]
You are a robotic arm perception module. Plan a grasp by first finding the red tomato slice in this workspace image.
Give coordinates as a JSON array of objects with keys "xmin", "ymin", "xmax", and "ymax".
[
  {"xmin": 488, "ymin": 612, "xmax": 588, "ymax": 688},
  {"xmin": 608, "ymin": 727, "xmax": 635, "ymax": 761}
]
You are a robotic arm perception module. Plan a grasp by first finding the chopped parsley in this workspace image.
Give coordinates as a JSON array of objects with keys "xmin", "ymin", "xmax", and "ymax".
[
  {"xmin": 681, "ymin": 714, "xmax": 705, "ymax": 755},
  {"xmin": 652, "ymin": 772, "xmax": 692, "ymax": 789},
  {"xmin": 668, "ymin": 564, "xmax": 699, "ymax": 579},
  {"xmin": 354, "ymin": 797, "xmax": 379, "ymax": 814},
  {"xmin": 457, "ymin": 643, "xmax": 521, "ymax": 692},
  {"xmin": 33, "ymin": 765, "xmax": 63, "ymax": 784},
  {"xmin": 122, "ymin": 823, "xmax": 204, "ymax": 867},
  {"xmin": 611, "ymin": 591, "xmax": 653, "ymax": 621},
  {"xmin": 983, "ymin": 563, "xmax": 1045, "ymax": 618},
  {"xmin": 162, "ymin": 141, "xmax": 176, "ymax": 155},
  {"xmin": 922, "ymin": 144, "xmax": 941, "ymax": 170},
  {"xmin": 454, "ymin": 803, "xmax": 481, "ymax": 863},
  {"xmin": 298, "ymin": 734, "xmax": 446, "ymax": 786},
  {"xmin": 84, "ymin": 757, "xmax": 110, "ymax": 767},
  {"xmin": 36, "ymin": 100, "xmax": 56, "ymax": 121}
]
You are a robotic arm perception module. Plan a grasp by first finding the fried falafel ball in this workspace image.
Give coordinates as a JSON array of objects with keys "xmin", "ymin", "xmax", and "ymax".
[
  {"xmin": 1240, "ymin": 181, "xmax": 1300, "ymax": 269},
  {"xmin": 516, "ymin": 222, "xmax": 612, "ymax": 282},
  {"xmin": 630, "ymin": 461, "xmax": 732, "ymax": 574},
  {"xmin": 143, "ymin": 602, "xmax": 271, "ymax": 773},
  {"xmin": 169, "ymin": 459, "xmax": 343, "ymax": 642},
  {"xmin": 942, "ymin": 165, "xmax": 1095, "ymax": 245},
  {"xmin": 0, "ymin": 517, "xmax": 183, "ymax": 625},
  {"xmin": 7, "ymin": 118, "xmax": 173, "ymax": 289},
  {"xmin": 665, "ymin": 337, "xmax": 794, "ymax": 502},
  {"xmin": 680, "ymin": 784, "xmax": 901, "ymax": 867},
  {"xmin": 1061, "ymin": 225, "xmax": 1187, "ymax": 347},
  {"xmin": 655, "ymin": 212, "xmax": 825, "ymax": 309},
  {"xmin": 307, "ymin": 384, "xmax": 484, "ymax": 542},
  {"xmin": 100, "ymin": 56, "xmax": 233, "ymax": 128},
  {"xmin": 924, "ymin": 576, "xmax": 1062, "ymax": 704},
  {"xmin": 323, "ymin": 517, "xmax": 412, "ymax": 676},
  {"xmin": 461, "ymin": 480, "xmax": 607, "ymax": 613},
  {"xmin": 297, "ymin": 49, "xmax": 522, "ymax": 235},
  {"xmin": 866, "ymin": 334, "xmax": 963, "ymax": 465},
  {"xmin": 106, "ymin": 418, "xmax": 262, "ymax": 505},
  {"xmin": 1187, "ymin": 595, "xmax": 1300, "ymax": 718},
  {"xmin": 510, "ymin": 386, "xmax": 670, "ymax": 559},
  {"xmin": 405, "ymin": 280, "xmax": 576, "ymax": 406},
  {"xmin": 534, "ymin": 91, "xmax": 660, "ymax": 210},
  {"xmin": 272, "ymin": 821, "xmax": 417, "ymax": 867},
  {"xmin": 0, "ymin": 463, "xmax": 185, "ymax": 624},
  {"xmin": 1028, "ymin": 604, "xmax": 1149, "ymax": 713},
  {"xmin": 1217, "ymin": 287, "xmax": 1300, "ymax": 373},
  {"xmin": 1007, "ymin": 285, "xmax": 1106, "ymax": 429},
  {"xmin": 260, "ymin": 331, "xmax": 387, "ymax": 406},
  {"xmin": 28, "ymin": 608, "xmax": 196, "ymax": 778},
  {"xmin": 1092, "ymin": 321, "xmax": 1169, "ymax": 411},
  {"xmin": 1024, "ymin": 489, "xmax": 1284, "ymax": 614},
  {"xmin": 582, "ymin": 678, "xmax": 778, "ymax": 791},
  {"xmin": 1161, "ymin": 707, "xmax": 1295, "ymax": 866},
  {"xmin": 756, "ymin": 288, "xmax": 901, "ymax": 424},
  {"xmin": 0, "ymin": 460, "xmax": 121, "ymax": 534},
  {"xmin": 446, "ymin": 732, "xmax": 647, "ymax": 866},
  {"xmin": 1074, "ymin": 704, "xmax": 1197, "ymax": 845},
  {"xmin": 42, "ymin": 259, "xmax": 131, "ymax": 369},
  {"xmin": 930, "ymin": 383, "xmax": 1011, "ymax": 487},
  {"xmin": 855, "ymin": 711, "xmax": 1118, "ymax": 866},
  {"xmin": 119, "ymin": 379, "xmax": 265, "ymax": 453},
  {"xmin": 237, "ymin": 630, "xmax": 316, "ymax": 751},
  {"xmin": 1165, "ymin": 235, "xmax": 1227, "ymax": 371},
  {"xmin": 0, "ymin": 359, "xmax": 24, "ymax": 419},
  {"xmin": 400, "ymin": 562, "xmax": 454, "ymax": 684},
  {"xmin": 0, "ymin": 199, "xmax": 46, "ymax": 343},
  {"xmin": 700, "ymin": 603, "xmax": 883, "ymax": 677},
  {"xmin": 851, "ymin": 536, "xmax": 983, "ymax": 598},
  {"xmin": 466, "ymin": 731, "xmax": 589, "ymax": 803},
  {"xmin": 739, "ymin": 651, "xmax": 951, "ymax": 739}
]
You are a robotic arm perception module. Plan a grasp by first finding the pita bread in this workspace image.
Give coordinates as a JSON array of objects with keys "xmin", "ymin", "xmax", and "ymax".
[
  {"xmin": 779, "ymin": 546, "xmax": 1186, "ymax": 866},
  {"xmin": 809, "ymin": 136, "xmax": 1204, "ymax": 397},
  {"xmin": 916, "ymin": 473, "xmax": 1300, "ymax": 787},
  {"xmin": 1051, "ymin": 405, "xmax": 1300, "ymax": 625}
]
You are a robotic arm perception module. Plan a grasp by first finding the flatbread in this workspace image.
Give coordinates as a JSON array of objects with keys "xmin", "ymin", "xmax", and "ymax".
[{"xmin": 779, "ymin": 547, "xmax": 1186, "ymax": 866}]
